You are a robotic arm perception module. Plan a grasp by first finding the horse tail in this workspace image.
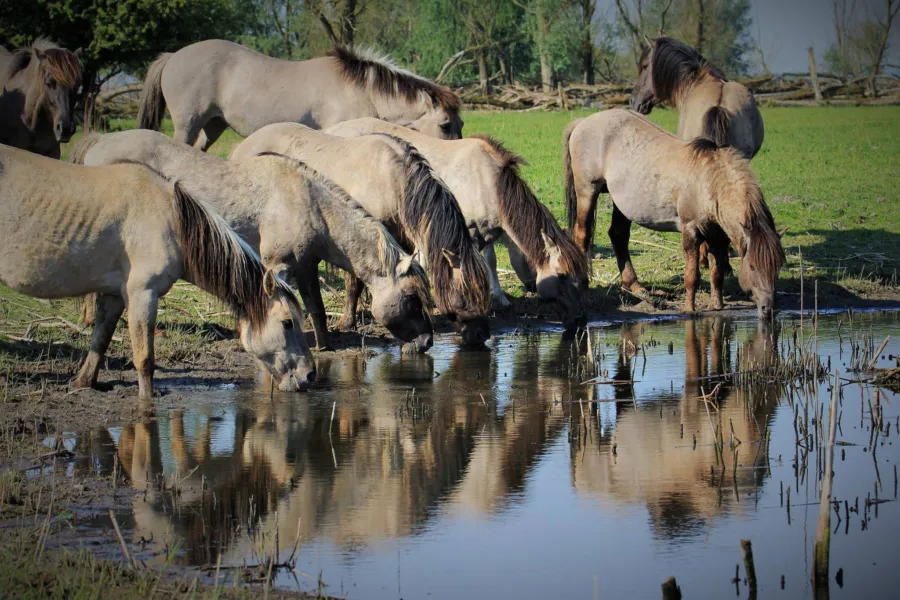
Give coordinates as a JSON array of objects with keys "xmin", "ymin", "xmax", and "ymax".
[
  {"xmin": 702, "ymin": 106, "xmax": 731, "ymax": 149},
  {"xmin": 68, "ymin": 133, "xmax": 101, "ymax": 165},
  {"xmin": 138, "ymin": 53, "xmax": 172, "ymax": 131},
  {"xmin": 563, "ymin": 119, "xmax": 583, "ymax": 234}
]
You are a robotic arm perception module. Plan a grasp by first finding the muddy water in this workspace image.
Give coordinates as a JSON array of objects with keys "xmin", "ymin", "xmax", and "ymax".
[{"xmin": 67, "ymin": 311, "xmax": 899, "ymax": 599}]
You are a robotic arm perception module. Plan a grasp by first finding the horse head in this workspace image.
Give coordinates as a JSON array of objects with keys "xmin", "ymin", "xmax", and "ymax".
[
  {"xmin": 437, "ymin": 248, "xmax": 491, "ymax": 347},
  {"xmin": 25, "ymin": 44, "xmax": 82, "ymax": 143},
  {"xmin": 370, "ymin": 254, "xmax": 434, "ymax": 353},
  {"xmin": 737, "ymin": 221, "xmax": 786, "ymax": 320},
  {"xmin": 409, "ymin": 105, "xmax": 464, "ymax": 140},
  {"xmin": 536, "ymin": 231, "xmax": 587, "ymax": 332},
  {"xmin": 630, "ymin": 42, "xmax": 657, "ymax": 115}
]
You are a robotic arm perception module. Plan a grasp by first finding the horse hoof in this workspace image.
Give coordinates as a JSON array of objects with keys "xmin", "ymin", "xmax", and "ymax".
[
  {"xmin": 335, "ymin": 317, "xmax": 356, "ymax": 331},
  {"xmin": 492, "ymin": 297, "xmax": 512, "ymax": 312}
]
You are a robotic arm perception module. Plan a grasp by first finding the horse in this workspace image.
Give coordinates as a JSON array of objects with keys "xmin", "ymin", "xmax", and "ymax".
[
  {"xmin": 325, "ymin": 118, "xmax": 588, "ymax": 332},
  {"xmin": 137, "ymin": 40, "xmax": 463, "ymax": 151},
  {"xmin": 0, "ymin": 144, "xmax": 316, "ymax": 399},
  {"xmin": 72, "ymin": 130, "xmax": 434, "ymax": 353},
  {"xmin": 0, "ymin": 38, "xmax": 82, "ymax": 158},
  {"xmin": 231, "ymin": 123, "xmax": 492, "ymax": 346},
  {"xmin": 563, "ymin": 109, "xmax": 784, "ymax": 318},
  {"xmin": 630, "ymin": 37, "xmax": 763, "ymax": 159}
]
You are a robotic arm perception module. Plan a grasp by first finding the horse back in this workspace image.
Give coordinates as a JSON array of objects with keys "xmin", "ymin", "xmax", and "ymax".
[{"xmin": 679, "ymin": 80, "xmax": 763, "ymax": 159}]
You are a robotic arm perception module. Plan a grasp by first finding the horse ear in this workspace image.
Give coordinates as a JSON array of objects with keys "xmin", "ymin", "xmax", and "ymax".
[
  {"xmin": 73, "ymin": 48, "xmax": 83, "ymax": 60},
  {"xmin": 777, "ymin": 226, "xmax": 789, "ymax": 239},
  {"xmin": 396, "ymin": 254, "xmax": 415, "ymax": 277},
  {"xmin": 541, "ymin": 230, "xmax": 562, "ymax": 262},
  {"xmin": 262, "ymin": 269, "xmax": 278, "ymax": 297},
  {"xmin": 441, "ymin": 248, "xmax": 461, "ymax": 269},
  {"xmin": 643, "ymin": 34, "xmax": 653, "ymax": 48}
]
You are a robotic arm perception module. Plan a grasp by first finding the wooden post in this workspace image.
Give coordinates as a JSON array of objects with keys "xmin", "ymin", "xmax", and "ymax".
[
  {"xmin": 813, "ymin": 370, "xmax": 840, "ymax": 590},
  {"xmin": 742, "ymin": 539, "xmax": 758, "ymax": 600},
  {"xmin": 808, "ymin": 47, "xmax": 823, "ymax": 102},
  {"xmin": 661, "ymin": 576, "xmax": 682, "ymax": 600}
]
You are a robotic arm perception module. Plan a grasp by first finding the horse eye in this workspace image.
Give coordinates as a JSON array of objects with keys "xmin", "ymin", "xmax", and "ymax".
[
  {"xmin": 439, "ymin": 122, "xmax": 451, "ymax": 132},
  {"xmin": 282, "ymin": 319, "xmax": 294, "ymax": 330}
]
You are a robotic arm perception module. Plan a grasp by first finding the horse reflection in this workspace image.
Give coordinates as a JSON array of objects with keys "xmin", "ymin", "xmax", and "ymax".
[{"xmin": 570, "ymin": 317, "xmax": 781, "ymax": 539}]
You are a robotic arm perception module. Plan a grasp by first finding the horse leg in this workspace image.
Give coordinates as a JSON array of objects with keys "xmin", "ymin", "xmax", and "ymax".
[
  {"xmin": 572, "ymin": 182, "xmax": 601, "ymax": 257},
  {"xmin": 294, "ymin": 262, "xmax": 331, "ymax": 351},
  {"xmin": 73, "ymin": 294, "xmax": 125, "ymax": 389},
  {"xmin": 124, "ymin": 287, "xmax": 159, "ymax": 400},
  {"xmin": 197, "ymin": 117, "xmax": 229, "ymax": 152},
  {"xmin": 172, "ymin": 116, "xmax": 204, "ymax": 148},
  {"xmin": 483, "ymin": 242, "xmax": 511, "ymax": 310},
  {"xmin": 608, "ymin": 204, "xmax": 645, "ymax": 295},
  {"xmin": 699, "ymin": 241, "xmax": 710, "ymax": 270},
  {"xmin": 506, "ymin": 235, "xmax": 536, "ymax": 293},
  {"xmin": 81, "ymin": 293, "xmax": 99, "ymax": 326},
  {"xmin": 336, "ymin": 271, "xmax": 364, "ymax": 331},
  {"xmin": 708, "ymin": 241, "xmax": 730, "ymax": 310},
  {"xmin": 681, "ymin": 223, "xmax": 702, "ymax": 313}
]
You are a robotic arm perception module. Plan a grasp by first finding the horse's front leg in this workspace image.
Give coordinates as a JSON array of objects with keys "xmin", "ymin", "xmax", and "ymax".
[
  {"xmin": 681, "ymin": 223, "xmax": 702, "ymax": 313},
  {"xmin": 506, "ymin": 235, "xmax": 536, "ymax": 293},
  {"xmin": 482, "ymin": 243, "xmax": 511, "ymax": 310},
  {"xmin": 707, "ymin": 240, "xmax": 730, "ymax": 310},
  {"xmin": 336, "ymin": 271, "xmax": 364, "ymax": 330},
  {"xmin": 608, "ymin": 204, "xmax": 645, "ymax": 295},
  {"xmin": 293, "ymin": 262, "xmax": 331, "ymax": 351},
  {"xmin": 124, "ymin": 287, "xmax": 160, "ymax": 400},
  {"xmin": 73, "ymin": 294, "xmax": 125, "ymax": 389}
]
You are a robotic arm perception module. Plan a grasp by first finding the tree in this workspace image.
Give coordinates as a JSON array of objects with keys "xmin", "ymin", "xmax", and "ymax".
[
  {"xmin": 858, "ymin": 0, "xmax": 899, "ymax": 96},
  {"xmin": 829, "ymin": 0, "xmax": 859, "ymax": 78},
  {"xmin": 307, "ymin": 0, "xmax": 370, "ymax": 46},
  {"xmin": 0, "ymin": 0, "xmax": 243, "ymax": 127}
]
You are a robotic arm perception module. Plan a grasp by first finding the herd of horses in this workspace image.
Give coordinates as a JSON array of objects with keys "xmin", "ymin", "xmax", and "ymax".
[{"xmin": 0, "ymin": 36, "xmax": 785, "ymax": 399}]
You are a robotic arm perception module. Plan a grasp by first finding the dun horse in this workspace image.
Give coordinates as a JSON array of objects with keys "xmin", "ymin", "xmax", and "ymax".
[
  {"xmin": 564, "ymin": 110, "xmax": 784, "ymax": 318},
  {"xmin": 138, "ymin": 40, "xmax": 463, "ymax": 151},
  {"xmin": 73, "ymin": 130, "xmax": 434, "ymax": 352},
  {"xmin": 0, "ymin": 144, "xmax": 316, "ymax": 399},
  {"xmin": 630, "ymin": 37, "xmax": 763, "ymax": 159},
  {"xmin": 326, "ymin": 118, "xmax": 588, "ymax": 332},
  {"xmin": 232, "ymin": 123, "xmax": 492, "ymax": 346},
  {"xmin": 0, "ymin": 39, "xmax": 82, "ymax": 158}
]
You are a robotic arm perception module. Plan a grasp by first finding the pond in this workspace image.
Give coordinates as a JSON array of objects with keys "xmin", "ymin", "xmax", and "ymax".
[{"xmin": 66, "ymin": 311, "xmax": 899, "ymax": 599}]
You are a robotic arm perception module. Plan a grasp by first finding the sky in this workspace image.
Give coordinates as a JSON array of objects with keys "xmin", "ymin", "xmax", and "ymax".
[{"xmin": 598, "ymin": 0, "xmax": 900, "ymax": 75}]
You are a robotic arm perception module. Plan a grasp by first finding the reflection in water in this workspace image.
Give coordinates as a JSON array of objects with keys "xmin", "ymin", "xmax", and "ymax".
[{"xmin": 69, "ymin": 312, "xmax": 900, "ymax": 600}]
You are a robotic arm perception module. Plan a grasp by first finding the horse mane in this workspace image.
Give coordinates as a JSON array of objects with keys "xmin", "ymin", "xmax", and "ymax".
[
  {"xmin": 328, "ymin": 45, "xmax": 460, "ymax": 113},
  {"xmin": 5, "ymin": 38, "xmax": 81, "ymax": 88},
  {"xmin": 470, "ymin": 135, "xmax": 588, "ymax": 281},
  {"xmin": 376, "ymin": 133, "xmax": 491, "ymax": 315},
  {"xmin": 107, "ymin": 158, "xmax": 302, "ymax": 330},
  {"xmin": 742, "ymin": 182, "xmax": 786, "ymax": 279},
  {"xmin": 254, "ymin": 151, "xmax": 434, "ymax": 305},
  {"xmin": 648, "ymin": 37, "xmax": 725, "ymax": 102}
]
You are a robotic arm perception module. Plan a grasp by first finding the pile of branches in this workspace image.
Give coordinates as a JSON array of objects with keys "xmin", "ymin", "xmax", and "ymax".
[
  {"xmin": 731, "ymin": 73, "xmax": 900, "ymax": 105},
  {"xmin": 459, "ymin": 82, "xmax": 632, "ymax": 111}
]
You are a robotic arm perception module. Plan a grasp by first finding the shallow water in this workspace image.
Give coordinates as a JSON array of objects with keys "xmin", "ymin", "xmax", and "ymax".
[{"xmin": 66, "ymin": 311, "xmax": 899, "ymax": 599}]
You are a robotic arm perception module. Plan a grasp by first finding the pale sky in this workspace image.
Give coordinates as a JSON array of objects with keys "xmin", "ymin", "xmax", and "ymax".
[{"xmin": 598, "ymin": 0, "xmax": 900, "ymax": 75}]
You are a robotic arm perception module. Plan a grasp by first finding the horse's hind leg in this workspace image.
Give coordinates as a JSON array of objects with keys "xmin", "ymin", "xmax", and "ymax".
[
  {"xmin": 707, "ymin": 241, "xmax": 730, "ymax": 310},
  {"xmin": 483, "ymin": 243, "xmax": 511, "ymax": 310},
  {"xmin": 125, "ymin": 287, "xmax": 160, "ymax": 400},
  {"xmin": 294, "ymin": 262, "xmax": 331, "ymax": 350},
  {"xmin": 699, "ymin": 241, "xmax": 710, "ymax": 270},
  {"xmin": 681, "ymin": 223, "xmax": 702, "ymax": 313},
  {"xmin": 608, "ymin": 204, "xmax": 645, "ymax": 295},
  {"xmin": 196, "ymin": 117, "xmax": 229, "ymax": 152},
  {"xmin": 336, "ymin": 272, "xmax": 364, "ymax": 330},
  {"xmin": 73, "ymin": 294, "xmax": 125, "ymax": 389}
]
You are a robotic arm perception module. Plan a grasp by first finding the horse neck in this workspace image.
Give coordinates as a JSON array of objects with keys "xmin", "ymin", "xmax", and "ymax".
[
  {"xmin": 308, "ymin": 184, "xmax": 400, "ymax": 286},
  {"xmin": 698, "ymin": 166, "xmax": 749, "ymax": 251},
  {"xmin": 671, "ymin": 71, "xmax": 723, "ymax": 109},
  {"xmin": 370, "ymin": 92, "xmax": 427, "ymax": 123}
]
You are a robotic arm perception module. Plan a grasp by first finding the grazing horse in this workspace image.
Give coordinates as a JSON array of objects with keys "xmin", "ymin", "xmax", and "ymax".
[
  {"xmin": 138, "ymin": 40, "xmax": 463, "ymax": 151},
  {"xmin": 0, "ymin": 39, "xmax": 82, "ymax": 158},
  {"xmin": 0, "ymin": 144, "xmax": 316, "ymax": 399},
  {"xmin": 564, "ymin": 110, "xmax": 784, "ymax": 318},
  {"xmin": 72, "ymin": 130, "xmax": 434, "ymax": 352},
  {"xmin": 231, "ymin": 123, "xmax": 492, "ymax": 346},
  {"xmin": 326, "ymin": 118, "xmax": 588, "ymax": 332},
  {"xmin": 630, "ymin": 37, "xmax": 763, "ymax": 159}
]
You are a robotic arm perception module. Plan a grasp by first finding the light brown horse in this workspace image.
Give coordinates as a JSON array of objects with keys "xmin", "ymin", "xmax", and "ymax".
[
  {"xmin": 73, "ymin": 130, "xmax": 435, "ymax": 352},
  {"xmin": 138, "ymin": 40, "xmax": 462, "ymax": 151},
  {"xmin": 0, "ymin": 39, "xmax": 82, "ymax": 158},
  {"xmin": 0, "ymin": 144, "xmax": 316, "ymax": 399},
  {"xmin": 231, "ymin": 123, "xmax": 492, "ymax": 346},
  {"xmin": 326, "ymin": 118, "xmax": 588, "ymax": 332},
  {"xmin": 630, "ymin": 37, "xmax": 763, "ymax": 159},
  {"xmin": 564, "ymin": 109, "xmax": 784, "ymax": 318}
]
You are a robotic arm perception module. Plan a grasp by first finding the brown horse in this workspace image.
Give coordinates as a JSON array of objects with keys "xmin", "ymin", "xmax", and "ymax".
[
  {"xmin": 630, "ymin": 37, "xmax": 763, "ymax": 159},
  {"xmin": 564, "ymin": 109, "xmax": 784, "ymax": 318},
  {"xmin": 0, "ymin": 38, "xmax": 82, "ymax": 158},
  {"xmin": 138, "ymin": 40, "xmax": 462, "ymax": 151}
]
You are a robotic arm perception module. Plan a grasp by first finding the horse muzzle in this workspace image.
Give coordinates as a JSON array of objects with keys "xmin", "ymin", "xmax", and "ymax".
[
  {"xmin": 279, "ymin": 364, "xmax": 316, "ymax": 392},
  {"xmin": 55, "ymin": 122, "xmax": 75, "ymax": 143},
  {"xmin": 458, "ymin": 316, "xmax": 491, "ymax": 347}
]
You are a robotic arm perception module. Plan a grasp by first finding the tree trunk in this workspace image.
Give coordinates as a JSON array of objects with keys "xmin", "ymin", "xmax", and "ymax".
[
  {"xmin": 477, "ymin": 48, "xmax": 491, "ymax": 94},
  {"xmin": 580, "ymin": 0, "xmax": 596, "ymax": 84},
  {"xmin": 809, "ymin": 47, "xmax": 823, "ymax": 101},
  {"xmin": 536, "ymin": 4, "xmax": 553, "ymax": 93},
  {"xmin": 80, "ymin": 67, "xmax": 98, "ymax": 132},
  {"xmin": 697, "ymin": 0, "xmax": 705, "ymax": 55},
  {"xmin": 341, "ymin": 0, "xmax": 357, "ymax": 45}
]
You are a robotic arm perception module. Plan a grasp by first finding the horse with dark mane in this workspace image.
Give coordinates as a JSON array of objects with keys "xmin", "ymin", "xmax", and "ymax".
[
  {"xmin": 327, "ymin": 118, "xmax": 588, "ymax": 332},
  {"xmin": 630, "ymin": 37, "xmax": 763, "ymax": 160},
  {"xmin": 564, "ymin": 110, "xmax": 784, "ymax": 318},
  {"xmin": 0, "ymin": 38, "xmax": 82, "ymax": 158},
  {"xmin": 137, "ymin": 40, "xmax": 462, "ymax": 151}
]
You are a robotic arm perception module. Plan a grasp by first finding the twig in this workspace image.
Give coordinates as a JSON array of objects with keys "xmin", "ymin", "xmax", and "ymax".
[{"xmin": 110, "ymin": 510, "xmax": 136, "ymax": 570}]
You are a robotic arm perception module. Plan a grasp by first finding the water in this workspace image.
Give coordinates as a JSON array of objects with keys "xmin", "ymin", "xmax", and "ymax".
[{"xmin": 66, "ymin": 311, "xmax": 900, "ymax": 599}]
